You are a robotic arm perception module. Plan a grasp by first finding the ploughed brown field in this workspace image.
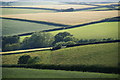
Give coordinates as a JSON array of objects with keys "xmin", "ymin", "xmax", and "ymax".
[{"xmin": 2, "ymin": 11, "xmax": 118, "ymax": 25}]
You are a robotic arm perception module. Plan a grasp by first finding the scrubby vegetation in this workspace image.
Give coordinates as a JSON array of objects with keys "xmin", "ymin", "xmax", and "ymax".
[{"xmin": 18, "ymin": 55, "xmax": 40, "ymax": 64}]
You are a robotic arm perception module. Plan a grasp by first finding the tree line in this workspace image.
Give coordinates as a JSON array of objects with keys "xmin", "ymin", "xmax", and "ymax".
[{"xmin": 2, "ymin": 31, "xmax": 116, "ymax": 51}]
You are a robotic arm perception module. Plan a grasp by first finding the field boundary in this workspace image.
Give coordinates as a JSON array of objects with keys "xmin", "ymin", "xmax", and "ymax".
[
  {"xmin": 1, "ymin": 40, "xmax": 120, "ymax": 55},
  {"xmin": 1, "ymin": 3, "xmax": 119, "ymax": 12},
  {"xmin": 1, "ymin": 64, "xmax": 119, "ymax": 74},
  {"xmin": 1, "ymin": 17, "xmax": 70, "ymax": 27},
  {"xmin": 7, "ymin": 16, "xmax": 119, "ymax": 36},
  {"xmin": 1, "ymin": 7, "xmax": 59, "ymax": 11}
]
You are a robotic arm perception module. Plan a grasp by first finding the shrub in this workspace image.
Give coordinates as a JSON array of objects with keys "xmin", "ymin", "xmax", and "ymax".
[
  {"xmin": 18, "ymin": 55, "xmax": 31, "ymax": 64},
  {"xmin": 54, "ymin": 32, "xmax": 73, "ymax": 44},
  {"xmin": 27, "ymin": 57, "xmax": 40, "ymax": 64},
  {"xmin": 53, "ymin": 42, "xmax": 66, "ymax": 50},
  {"xmin": 2, "ymin": 43, "xmax": 21, "ymax": 51}
]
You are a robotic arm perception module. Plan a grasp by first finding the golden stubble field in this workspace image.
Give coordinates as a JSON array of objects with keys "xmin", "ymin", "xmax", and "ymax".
[{"xmin": 2, "ymin": 11, "xmax": 118, "ymax": 25}]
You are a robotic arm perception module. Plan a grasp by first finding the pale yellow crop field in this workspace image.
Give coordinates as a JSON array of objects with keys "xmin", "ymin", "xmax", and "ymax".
[
  {"xmin": 2, "ymin": 11, "xmax": 118, "ymax": 25},
  {"xmin": 3, "ymin": 5, "xmax": 96, "ymax": 9}
]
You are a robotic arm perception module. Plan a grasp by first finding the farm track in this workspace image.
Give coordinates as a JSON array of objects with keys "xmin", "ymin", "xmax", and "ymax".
[
  {"xmin": 1, "ymin": 40, "xmax": 120, "ymax": 55},
  {"xmin": 1, "ymin": 47, "xmax": 52, "ymax": 55}
]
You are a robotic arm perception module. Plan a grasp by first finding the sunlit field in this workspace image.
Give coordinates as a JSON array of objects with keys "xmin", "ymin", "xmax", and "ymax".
[
  {"xmin": 2, "ymin": 11, "xmax": 118, "ymax": 25},
  {"xmin": 50, "ymin": 22, "xmax": 118, "ymax": 39}
]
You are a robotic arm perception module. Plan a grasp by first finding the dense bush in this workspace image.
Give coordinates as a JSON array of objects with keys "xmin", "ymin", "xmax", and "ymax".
[
  {"xmin": 2, "ymin": 35, "xmax": 20, "ymax": 51},
  {"xmin": 3, "ymin": 43, "xmax": 21, "ymax": 51},
  {"xmin": 63, "ymin": 36, "xmax": 79, "ymax": 42},
  {"xmin": 18, "ymin": 55, "xmax": 40, "ymax": 64},
  {"xmin": 18, "ymin": 55, "xmax": 31, "ymax": 64},
  {"xmin": 54, "ymin": 32, "xmax": 73, "ymax": 44},
  {"xmin": 27, "ymin": 57, "xmax": 40, "ymax": 64},
  {"xmin": 2, "ymin": 35, "xmax": 20, "ymax": 45}
]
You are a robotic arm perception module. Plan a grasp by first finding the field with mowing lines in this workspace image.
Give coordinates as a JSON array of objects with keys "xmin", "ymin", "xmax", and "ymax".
[
  {"xmin": 2, "ymin": 11, "xmax": 118, "ymax": 25},
  {"xmin": 2, "ymin": 42, "xmax": 118, "ymax": 67},
  {"xmin": 8, "ymin": 5, "xmax": 96, "ymax": 9},
  {"xmin": 2, "ymin": 68, "xmax": 118, "ymax": 78},
  {"xmin": 2, "ymin": 8, "xmax": 56, "ymax": 15},
  {"xmin": 50, "ymin": 22, "xmax": 118, "ymax": 40},
  {"xmin": 2, "ymin": 19, "xmax": 61, "ymax": 36}
]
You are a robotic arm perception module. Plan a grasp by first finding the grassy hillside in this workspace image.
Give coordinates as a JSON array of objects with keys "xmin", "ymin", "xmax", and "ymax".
[
  {"xmin": 2, "ymin": 11, "xmax": 118, "ymax": 25},
  {"xmin": 20, "ymin": 22, "xmax": 118, "ymax": 41},
  {"xmin": 2, "ymin": 8, "xmax": 55, "ymax": 15},
  {"xmin": 2, "ymin": 42, "xmax": 118, "ymax": 67},
  {"xmin": 51, "ymin": 22, "xmax": 118, "ymax": 39},
  {"xmin": 2, "ymin": 19, "xmax": 61, "ymax": 36},
  {"xmin": 2, "ymin": 68, "xmax": 118, "ymax": 78}
]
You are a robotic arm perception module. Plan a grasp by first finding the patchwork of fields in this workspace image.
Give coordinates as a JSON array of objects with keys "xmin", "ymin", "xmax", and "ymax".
[
  {"xmin": 1, "ymin": 1, "xmax": 119, "ymax": 78},
  {"xmin": 2, "ymin": 11, "xmax": 118, "ymax": 25},
  {"xmin": 2, "ymin": 42, "xmax": 118, "ymax": 67}
]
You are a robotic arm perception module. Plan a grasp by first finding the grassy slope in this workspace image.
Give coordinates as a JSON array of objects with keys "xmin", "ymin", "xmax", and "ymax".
[
  {"xmin": 2, "ymin": 19, "xmax": 61, "ymax": 36},
  {"xmin": 2, "ymin": 8, "xmax": 55, "ymax": 15},
  {"xmin": 2, "ymin": 42, "xmax": 118, "ymax": 67},
  {"xmin": 20, "ymin": 22, "xmax": 118, "ymax": 42},
  {"xmin": 2, "ymin": 68, "xmax": 118, "ymax": 78},
  {"xmin": 50, "ymin": 22, "xmax": 118, "ymax": 39}
]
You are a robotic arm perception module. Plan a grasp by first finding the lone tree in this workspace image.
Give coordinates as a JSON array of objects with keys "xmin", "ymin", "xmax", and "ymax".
[{"xmin": 21, "ymin": 32, "xmax": 54, "ymax": 49}]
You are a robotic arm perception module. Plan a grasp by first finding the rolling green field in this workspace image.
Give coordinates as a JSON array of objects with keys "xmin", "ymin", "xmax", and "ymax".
[
  {"xmin": 51, "ymin": 22, "xmax": 118, "ymax": 39},
  {"xmin": 2, "ymin": 42, "xmax": 118, "ymax": 67},
  {"xmin": 2, "ymin": 8, "xmax": 56, "ymax": 15},
  {"xmin": 2, "ymin": 19, "xmax": 61, "ymax": 36},
  {"xmin": 20, "ymin": 22, "xmax": 118, "ymax": 42},
  {"xmin": 2, "ymin": 68, "xmax": 118, "ymax": 78}
]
